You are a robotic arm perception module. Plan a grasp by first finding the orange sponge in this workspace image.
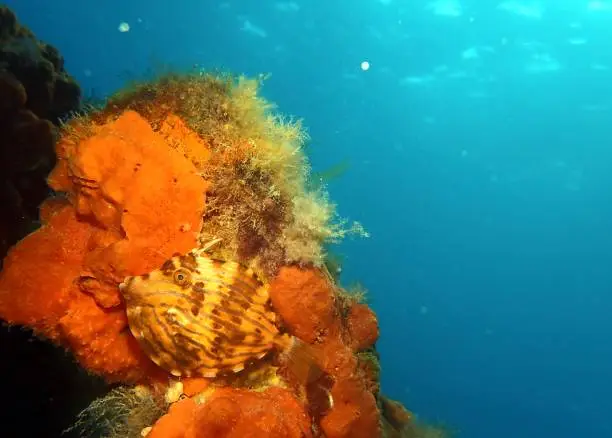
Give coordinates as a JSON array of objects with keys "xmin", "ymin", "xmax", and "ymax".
[
  {"xmin": 0, "ymin": 110, "xmax": 209, "ymax": 383},
  {"xmin": 146, "ymin": 387, "xmax": 312, "ymax": 438},
  {"xmin": 269, "ymin": 266, "xmax": 382, "ymax": 438},
  {"xmin": 0, "ymin": 204, "xmax": 91, "ymax": 340}
]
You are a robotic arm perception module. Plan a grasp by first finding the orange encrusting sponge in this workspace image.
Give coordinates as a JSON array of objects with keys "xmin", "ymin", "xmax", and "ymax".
[
  {"xmin": 147, "ymin": 387, "xmax": 312, "ymax": 438},
  {"xmin": 0, "ymin": 110, "xmax": 208, "ymax": 383},
  {"xmin": 269, "ymin": 267, "xmax": 382, "ymax": 438}
]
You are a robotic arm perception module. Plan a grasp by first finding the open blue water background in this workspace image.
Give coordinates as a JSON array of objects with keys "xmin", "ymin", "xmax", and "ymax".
[{"xmin": 6, "ymin": 1, "xmax": 612, "ymax": 437}]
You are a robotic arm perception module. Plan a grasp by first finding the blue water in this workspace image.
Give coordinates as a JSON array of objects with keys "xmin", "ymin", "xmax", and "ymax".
[{"xmin": 7, "ymin": 1, "xmax": 612, "ymax": 437}]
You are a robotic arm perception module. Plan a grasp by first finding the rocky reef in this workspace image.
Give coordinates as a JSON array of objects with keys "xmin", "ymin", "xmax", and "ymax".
[{"xmin": 0, "ymin": 5, "xmax": 81, "ymax": 263}]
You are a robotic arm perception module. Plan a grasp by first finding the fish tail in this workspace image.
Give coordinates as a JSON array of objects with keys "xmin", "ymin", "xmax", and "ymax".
[
  {"xmin": 277, "ymin": 335, "xmax": 335, "ymax": 417},
  {"xmin": 277, "ymin": 335, "xmax": 323, "ymax": 383}
]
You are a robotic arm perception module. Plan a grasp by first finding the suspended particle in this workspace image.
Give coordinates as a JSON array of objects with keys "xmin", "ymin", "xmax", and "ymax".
[
  {"xmin": 118, "ymin": 22, "xmax": 130, "ymax": 32},
  {"xmin": 360, "ymin": 61, "xmax": 370, "ymax": 71}
]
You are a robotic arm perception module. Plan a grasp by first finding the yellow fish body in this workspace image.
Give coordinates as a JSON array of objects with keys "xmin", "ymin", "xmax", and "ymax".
[{"xmin": 119, "ymin": 248, "xmax": 294, "ymax": 378}]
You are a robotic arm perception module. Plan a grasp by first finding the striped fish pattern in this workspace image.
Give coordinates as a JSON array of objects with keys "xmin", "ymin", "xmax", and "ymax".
[{"xmin": 119, "ymin": 247, "xmax": 294, "ymax": 378}]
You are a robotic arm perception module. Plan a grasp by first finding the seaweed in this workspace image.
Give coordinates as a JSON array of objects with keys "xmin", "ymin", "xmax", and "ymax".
[
  {"xmin": 66, "ymin": 386, "xmax": 166, "ymax": 438},
  {"xmin": 63, "ymin": 72, "xmax": 368, "ymax": 278}
]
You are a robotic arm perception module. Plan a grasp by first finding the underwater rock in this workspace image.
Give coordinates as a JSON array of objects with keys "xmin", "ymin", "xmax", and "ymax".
[
  {"xmin": 0, "ymin": 6, "xmax": 80, "ymax": 122},
  {"xmin": 380, "ymin": 396, "xmax": 413, "ymax": 438},
  {"xmin": 0, "ymin": 72, "xmax": 432, "ymax": 437},
  {"xmin": 0, "ymin": 6, "xmax": 81, "ymax": 264}
]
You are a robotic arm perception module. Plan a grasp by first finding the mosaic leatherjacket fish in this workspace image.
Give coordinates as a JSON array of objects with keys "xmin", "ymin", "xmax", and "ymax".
[{"xmin": 119, "ymin": 239, "xmax": 323, "ymax": 381}]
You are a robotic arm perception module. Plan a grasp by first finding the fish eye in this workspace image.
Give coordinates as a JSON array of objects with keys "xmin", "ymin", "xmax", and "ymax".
[{"xmin": 173, "ymin": 269, "xmax": 191, "ymax": 285}]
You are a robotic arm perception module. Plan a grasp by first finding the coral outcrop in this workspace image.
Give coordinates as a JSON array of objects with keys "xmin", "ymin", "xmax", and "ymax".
[
  {"xmin": 0, "ymin": 70, "xmax": 444, "ymax": 437},
  {"xmin": 0, "ymin": 8, "xmax": 101, "ymax": 438}
]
